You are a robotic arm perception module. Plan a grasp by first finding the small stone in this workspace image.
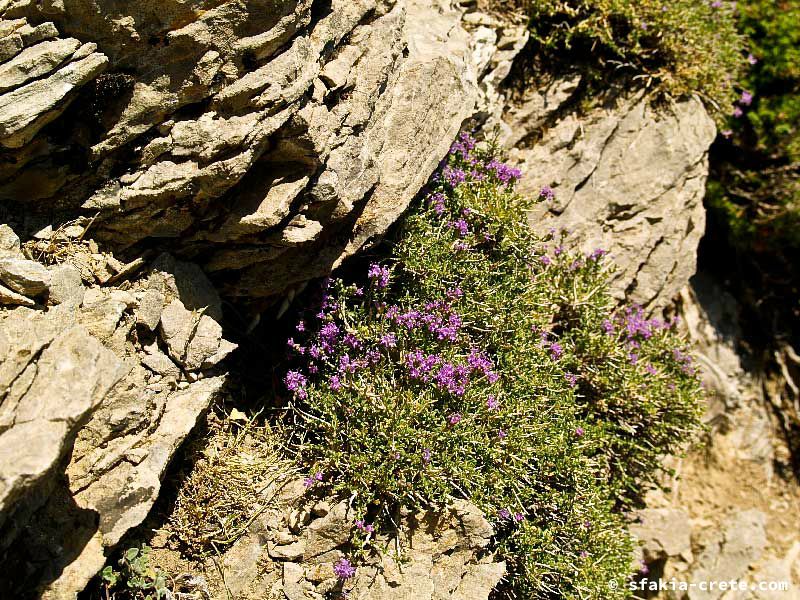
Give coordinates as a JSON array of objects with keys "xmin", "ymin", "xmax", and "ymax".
[
  {"xmin": 268, "ymin": 540, "xmax": 305, "ymax": 561},
  {"xmin": 136, "ymin": 290, "xmax": 165, "ymax": 331},
  {"xmin": 275, "ymin": 531, "xmax": 295, "ymax": 545},
  {"xmin": 0, "ymin": 257, "xmax": 51, "ymax": 297},
  {"xmin": 288, "ymin": 509, "xmax": 311, "ymax": 534},
  {"xmin": 0, "ymin": 224, "xmax": 21, "ymax": 257},
  {"xmin": 311, "ymin": 501, "xmax": 331, "ymax": 518},
  {"xmin": 0, "ymin": 281, "xmax": 35, "ymax": 306},
  {"xmin": 305, "ymin": 563, "xmax": 335, "ymax": 584},
  {"xmin": 47, "ymin": 265, "xmax": 84, "ymax": 307}
]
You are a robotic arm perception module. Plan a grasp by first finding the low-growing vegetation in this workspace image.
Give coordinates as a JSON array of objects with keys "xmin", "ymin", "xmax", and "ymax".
[
  {"xmin": 280, "ymin": 134, "xmax": 704, "ymax": 597},
  {"xmin": 100, "ymin": 546, "xmax": 171, "ymax": 600},
  {"xmin": 492, "ymin": 0, "xmax": 746, "ymax": 121}
]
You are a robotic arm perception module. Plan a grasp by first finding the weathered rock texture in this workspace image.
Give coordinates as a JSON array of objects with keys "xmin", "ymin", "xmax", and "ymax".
[
  {"xmin": 152, "ymin": 477, "xmax": 503, "ymax": 600},
  {"xmin": 0, "ymin": 0, "xmax": 517, "ymax": 300},
  {"xmin": 630, "ymin": 273, "xmax": 800, "ymax": 599},
  {"xmin": 0, "ymin": 225, "xmax": 233, "ymax": 598},
  {"xmin": 492, "ymin": 82, "xmax": 717, "ymax": 311}
]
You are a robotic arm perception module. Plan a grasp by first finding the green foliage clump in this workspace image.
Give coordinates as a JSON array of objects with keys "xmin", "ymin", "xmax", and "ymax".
[
  {"xmin": 708, "ymin": 0, "xmax": 800, "ymax": 254},
  {"xmin": 510, "ymin": 0, "xmax": 745, "ymax": 117},
  {"xmin": 100, "ymin": 546, "xmax": 171, "ymax": 600},
  {"xmin": 280, "ymin": 135, "xmax": 704, "ymax": 597}
]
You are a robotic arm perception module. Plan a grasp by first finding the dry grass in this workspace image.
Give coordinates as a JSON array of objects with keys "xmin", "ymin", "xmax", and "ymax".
[{"xmin": 169, "ymin": 412, "xmax": 299, "ymax": 557}]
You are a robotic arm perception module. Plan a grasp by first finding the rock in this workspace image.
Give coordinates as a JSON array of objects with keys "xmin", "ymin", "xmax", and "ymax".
[
  {"xmin": 0, "ymin": 311, "xmax": 126, "ymax": 549},
  {"xmin": 269, "ymin": 540, "xmax": 306, "ymax": 561},
  {"xmin": 0, "ymin": 0, "xmax": 486, "ymax": 302},
  {"xmin": 502, "ymin": 87, "xmax": 716, "ymax": 310},
  {"xmin": 685, "ymin": 510, "xmax": 767, "ymax": 600},
  {"xmin": 0, "ymin": 281, "xmax": 34, "ymax": 306},
  {"xmin": 304, "ymin": 502, "xmax": 350, "ymax": 563},
  {"xmin": 311, "ymin": 501, "xmax": 331, "ymax": 518},
  {"xmin": 0, "ymin": 257, "xmax": 51, "ymax": 297},
  {"xmin": 136, "ymin": 289, "xmax": 164, "ymax": 331},
  {"xmin": 630, "ymin": 508, "xmax": 693, "ymax": 563},
  {"xmin": 47, "ymin": 264, "xmax": 84, "ymax": 307},
  {"xmin": 0, "ymin": 224, "xmax": 20, "ymax": 257}
]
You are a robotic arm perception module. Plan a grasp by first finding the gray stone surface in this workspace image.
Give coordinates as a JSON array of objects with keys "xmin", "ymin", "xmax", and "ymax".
[{"xmin": 499, "ymin": 87, "xmax": 716, "ymax": 310}]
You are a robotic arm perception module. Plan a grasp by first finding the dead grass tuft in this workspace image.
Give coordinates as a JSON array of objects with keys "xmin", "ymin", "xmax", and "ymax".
[{"xmin": 169, "ymin": 411, "xmax": 299, "ymax": 557}]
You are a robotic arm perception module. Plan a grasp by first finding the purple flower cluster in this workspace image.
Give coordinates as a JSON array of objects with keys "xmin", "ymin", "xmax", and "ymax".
[
  {"xmin": 368, "ymin": 263, "xmax": 390, "ymax": 288},
  {"xmin": 285, "ymin": 370, "xmax": 308, "ymax": 399},
  {"xmin": 442, "ymin": 165, "xmax": 467, "ymax": 188},
  {"xmin": 334, "ymin": 558, "xmax": 356, "ymax": 580},
  {"xmin": 487, "ymin": 159, "xmax": 522, "ymax": 185},
  {"xmin": 355, "ymin": 519, "xmax": 375, "ymax": 534},
  {"xmin": 304, "ymin": 471, "xmax": 324, "ymax": 488}
]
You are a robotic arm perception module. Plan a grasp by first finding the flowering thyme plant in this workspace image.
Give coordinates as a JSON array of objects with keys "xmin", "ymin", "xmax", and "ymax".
[{"xmin": 280, "ymin": 133, "xmax": 704, "ymax": 597}]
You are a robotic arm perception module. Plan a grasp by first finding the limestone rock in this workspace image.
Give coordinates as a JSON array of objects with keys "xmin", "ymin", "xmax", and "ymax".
[
  {"xmin": 0, "ymin": 257, "xmax": 51, "ymax": 297},
  {"xmin": 503, "ymin": 88, "xmax": 716, "ymax": 310}
]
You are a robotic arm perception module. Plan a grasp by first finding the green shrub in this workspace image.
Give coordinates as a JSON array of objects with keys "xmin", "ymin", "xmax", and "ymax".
[
  {"xmin": 506, "ymin": 0, "xmax": 745, "ymax": 119},
  {"xmin": 279, "ymin": 134, "xmax": 704, "ymax": 597},
  {"xmin": 709, "ymin": 0, "xmax": 800, "ymax": 253},
  {"xmin": 100, "ymin": 546, "xmax": 171, "ymax": 600}
]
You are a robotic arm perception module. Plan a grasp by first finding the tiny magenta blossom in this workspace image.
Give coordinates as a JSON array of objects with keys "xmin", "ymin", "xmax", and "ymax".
[
  {"xmin": 539, "ymin": 186, "xmax": 555, "ymax": 201},
  {"xmin": 575, "ymin": 427, "xmax": 585, "ymax": 437},
  {"xmin": 487, "ymin": 395, "xmax": 500, "ymax": 410},
  {"xmin": 334, "ymin": 558, "xmax": 356, "ymax": 580},
  {"xmin": 740, "ymin": 90, "xmax": 753, "ymax": 106},
  {"xmin": 498, "ymin": 429, "xmax": 507, "ymax": 439},
  {"xmin": 747, "ymin": 53, "xmax": 758, "ymax": 65},
  {"xmin": 422, "ymin": 448, "xmax": 432, "ymax": 464},
  {"xmin": 447, "ymin": 413, "xmax": 462, "ymax": 426}
]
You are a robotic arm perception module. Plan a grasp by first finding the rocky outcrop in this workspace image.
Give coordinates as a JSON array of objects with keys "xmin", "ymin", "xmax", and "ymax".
[
  {"xmin": 153, "ymin": 476, "xmax": 502, "ymax": 600},
  {"xmin": 490, "ymin": 81, "xmax": 717, "ymax": 311},
  {"xmin": 0, "ymin": 224, "xmax": 234, "ymax": 598},
  {"xmin": 0, "ymin": 0, "xmax": 518, "ymax": 301},
  {"xmin": 630, "ymin": 273, "xmax": 800, "ymax": 598}
]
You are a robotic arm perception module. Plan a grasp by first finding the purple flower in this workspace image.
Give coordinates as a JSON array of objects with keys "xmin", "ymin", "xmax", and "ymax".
[
  {"xmin": 443, "ymin": 165, "xmax": 467, "ymax": 187},
  {"xmin": 539, "ymin": 186, "xmax": 555, "ymax": 201},
  {"xmin": 285, "ymin": 370, "xmax": 308, "ymax": 397},
  {"xmin": 487, "ymin": 159, "xmax": 522, "ymax": 185},
  {"xmin": 449, "ymin": 219, "xmax": 469, "ymax": 237},
  {"xmin": 499, "ymin": 508, "xmax": 511, "ymax": 520},
  {"xmin": 447, "ymin": 287, "xmax": 463, "ymax": 299},
  {"xmin": 329, "ymin": 375, "xmax": 341, "ymax": 391},
  {"xmin": 303, "ymin": 471, "xmax": 324, "ymax": 488},
  {"xmin": 368, "ymin": 263, "xmax": 390, "ymax": 288},
  {"xmin": 486, "ymin": 395, "xmax": 500, "ymax": 410},
  {"xmin": 514, "ymin": 512, "xmax": 524, "ymax": 522},
  {"xmin": 355, "ymin": 520, "xmax": 375, "ymax": 534},
  {"xmin": 580, "ymin": 551, "xmax": 589, "ymax": 559},
  {"xmin": 711, "ymin": 0, "xmax": 723, "ymax": 8},
  {"xmin": 565, "ymin": 372, "xmax": 578, "ymax": 387},
  {"xmin": 447, "ymin": 413, "xmax": 462, "ymax": 426},
  {"xmin": 540, "ymin": 255, "xmax": 552, "ymax": 266},
  {"xmin": 498, "ymin": 429, "xmax": 507, "ymax": 439},
  {"xmin": 550, "ymin": 342, "xmax": 563, "ymax": 361},
  {"xmin": 733, "ymin": 106, "xmax": 744, "ymax": 118},
  {"xmin": 575, "ymin": 427, "xmax": 585, "ymax": 437},
  {"xmin": 747, "ymin": 53, "xmax": 758, "ymax": 65},
  {"xmin": 422, "ymin": 448, "xmax": 432, "ymax": 464},
  {"xmin": 428, "ymin": 192, "xmax": 446, "ymax": 215},
  {"xmin": 379, "ymin": 333, "xmax": 397, "ymax": 348},
  {"xmin": 740, "ymin": 90, "xmax": 753, "ymax": 106},
  {"xmin": 589, "ymin": 248, "xmax": 608, "ymax": 261},
  {"xmin": 645, "ymin": 364, "xmax": 658, "ymax": 376},
  {"xmin": 602, "ymin": 319, "xmax": 615, "ymax": 334},
  {"xmin": 334, "ymin": 558, "xmax": 356, "ymax": 580},
  {"xmin": 628, "ymin": 352, "xmax": 639, "ymax": 365},
  {"xmin": 296, "ymin": 320, "xmax": 305, "ymax": 332},
  {"xmin": 722, "ymin": 129, "xmax": 733, "ymax": 138}
]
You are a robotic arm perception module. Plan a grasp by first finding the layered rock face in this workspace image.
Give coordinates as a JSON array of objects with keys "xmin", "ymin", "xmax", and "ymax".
[
  {"xmin": 493, "ymin": 81, "xmax": 716, "ymax": 311},
  {"xmin": 0, "ymin": 225, "xmax": 233, "ymax": 598},
  {"xmin": 0, "ymin": 0, "xmax": 490, "ymax": 300}
]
